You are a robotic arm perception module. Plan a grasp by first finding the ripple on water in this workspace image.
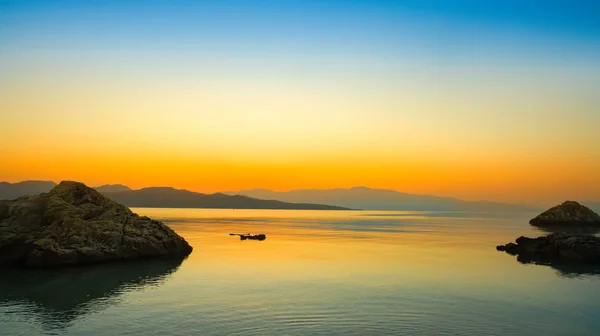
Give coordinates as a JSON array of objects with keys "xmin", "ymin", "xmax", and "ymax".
[{"xmin": 2, "ymin": 209, "xmax": 600, "ymax": 336}]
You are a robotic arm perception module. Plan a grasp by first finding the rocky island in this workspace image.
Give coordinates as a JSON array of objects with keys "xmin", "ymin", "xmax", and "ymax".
[
  {"xmin": 529, "ymin": 201, "xmax": 600, "ymax": 227},
  {"xmin": 497, "ymin": 201, "xmax": 600, "ymax": 266},
  {"xmin": 0, "ymin": 181, "xmax": 192, "ymax": 268}
]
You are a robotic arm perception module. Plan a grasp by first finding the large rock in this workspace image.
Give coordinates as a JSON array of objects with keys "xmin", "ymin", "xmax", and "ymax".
[
  {"xmin": 497, "ymin": 234, "xmax": 600, "ymax": 263},
  {"xmin": 0, "ymin": 181, "xmax": 192, "ymax": 268},
  {"xmin": 529, "ymin": 201, "xmax": 600, "ymax": 227}
]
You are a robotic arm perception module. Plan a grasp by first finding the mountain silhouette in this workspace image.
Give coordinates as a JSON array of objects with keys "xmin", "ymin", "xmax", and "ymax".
[
  {"xmin": 3, "ymin": 181, "xmax": 596, "ymax": 213},
  {"xmin": 0, "ymin": 181, "xmax": 131, "ymax": 198},
  {"xmin": 0, "ymin": 181, "xmax": 348, "ymax": 210},
  {"xmin": 588, "ymin": 202, "xmax": 600, "ymax": 214},
  {"xmin": 0, "ymin": 181, "xmax": 57, "ymax": 200},
  {"xmin": 225, "ymin": 187, "xmax": 541, "ymax": 212},
  {"xmin": 94, "ymin": 184, "xmax": 132, "ymax": 193},
  {"xmin": 101, "ymin": 187, "xmax": 350, "ymax": 210}
]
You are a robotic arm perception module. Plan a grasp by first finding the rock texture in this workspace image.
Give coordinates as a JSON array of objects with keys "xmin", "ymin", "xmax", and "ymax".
[
  {"xmin": 497, "ymin": 234, "xmax": 600, "ymax": 263},
  {"xmin": 530, "ymin": 201, "xmax": 600, "ymax": 227},
  {"xmin": 0, "ymin": 181, "xmax": 192, "ymax": 268}
]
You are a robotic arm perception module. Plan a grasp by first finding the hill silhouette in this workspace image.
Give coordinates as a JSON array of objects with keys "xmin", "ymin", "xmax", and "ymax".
[
  {"xmin": 0, "ymin": 181, "xmax": 349, "ymax": 210},
  {"xmin": 0, "ymin": 181, "xmax": 57, "ymax": 200},
  {"xmin": 225, "ymin": 186, "xmax": 541, "ymax": 212},
  {"xmin": 102, "ymin": 187, "xmax": 350, "ymax": 210},
  {"xmin": 94, "ymin": 184, "xmax": 132, "ymax": 193},
  {"xmin": 3, "ymin": 181, "xmax": 596, "ymax": 213}
]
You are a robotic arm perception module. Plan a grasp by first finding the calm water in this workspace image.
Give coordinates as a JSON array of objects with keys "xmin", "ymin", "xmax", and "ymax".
[{"xmin": 2, "ymin": 209, "xmax": 600, "ymax": 335}]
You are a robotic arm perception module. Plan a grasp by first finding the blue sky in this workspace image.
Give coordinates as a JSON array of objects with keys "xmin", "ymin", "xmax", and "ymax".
[
  {"xmin": 2, "ymin": 0, "xmax": 599, "ymax": 62},
  {"xmin": 1, "ymin": 0, "xmax": 599, "ymax": 203}
]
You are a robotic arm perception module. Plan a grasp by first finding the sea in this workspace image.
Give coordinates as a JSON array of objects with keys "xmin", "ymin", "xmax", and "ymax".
[{"xmin": 1, "ymin": 209, "xmax": 600, "ymax": 335}]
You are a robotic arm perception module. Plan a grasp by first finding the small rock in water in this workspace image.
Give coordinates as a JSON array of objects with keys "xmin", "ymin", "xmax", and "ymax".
[{"xmin": 529, "ymin": 201, "xmax": 600, "ymax": 227}]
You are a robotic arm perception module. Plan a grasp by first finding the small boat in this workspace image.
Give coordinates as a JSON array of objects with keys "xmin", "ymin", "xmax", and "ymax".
[{"xmin": 229, "ymin": 233, "xmax": 266, "ymax": 241}]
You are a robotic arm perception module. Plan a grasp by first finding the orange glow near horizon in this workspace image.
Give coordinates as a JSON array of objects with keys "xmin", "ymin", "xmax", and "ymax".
[
  {"xmin": 2, "ymin": 35, "xmax": 599, "ymax": 206},
  {"xmin": 2, "ymin": 139, "xmax": 599, "ymax": 205}
]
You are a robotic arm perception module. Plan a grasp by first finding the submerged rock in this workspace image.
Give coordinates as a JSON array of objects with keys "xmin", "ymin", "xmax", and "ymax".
[
  {"xmin": 0, "ymin": 181, "xmax": 192, "ymax": 268},
  {"xmin": 529, "ymin": 201, "xmax": 600, "ymax": 227},
  {"xmin": 496, "ymin": 234, "xmax": 600, "ymax": 263}
]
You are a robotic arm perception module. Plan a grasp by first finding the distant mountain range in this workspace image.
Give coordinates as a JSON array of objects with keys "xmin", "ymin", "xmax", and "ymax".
[
  {"xmin": 2, "ymin": 181, "xmax": 598, "ymax": 213},
  {"xmin": 100, "ymin": 188, "xmax": 349, "ymax": 210},
  {"xmin": 0, "ymin": 181, "xmax": 348, "ymax": 210},
  {"xmin": 0, "ymin": 181, "xmax": 58, "ymax": 200},
  {"xmin": 94, "ymin": 184, "xmax": 132, "ymax": 193},
  {"xmin": 225, "ymin": 187, "xmax": 542, "ymax": 213},
  {"xmin": 586, "ymin": 202, "xmax": 600, "ymax": 213}
]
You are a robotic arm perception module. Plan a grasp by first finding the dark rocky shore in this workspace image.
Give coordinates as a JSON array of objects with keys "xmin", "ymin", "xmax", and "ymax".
[
  {"xmin": 497, "ymin": 201, "xmax": 600, "ymax": 267},
  {"xmin": 0, "ymin": 181, "xmax": 192, "ymax": 268},
  {"xmin": 497, "ymin": 234, "xmax": 600, "ymax": 263}
]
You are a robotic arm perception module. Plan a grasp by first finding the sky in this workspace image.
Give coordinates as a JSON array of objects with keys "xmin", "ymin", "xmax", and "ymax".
[{"xmin": 1, "ymin": 0, "xmax": 599, "ymax": 205}]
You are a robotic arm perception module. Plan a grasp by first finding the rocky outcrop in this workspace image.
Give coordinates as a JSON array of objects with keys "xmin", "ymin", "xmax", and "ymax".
[
  {"xmin": 497, "ymin": 234, "xmax": 600, "ymax": 263},
  {"xmin": 530, "ymin": 201, "xmax": 600, "ymax": 227},
  {"xmin": 0, "ymin": 181, "xmax": 192, "ymax": 268}
]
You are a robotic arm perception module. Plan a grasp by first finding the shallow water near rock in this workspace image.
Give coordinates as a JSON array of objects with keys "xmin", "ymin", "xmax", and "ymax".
[{"xmin": 2, "ymin": 209, "xmax": 600, "ymax": 335}]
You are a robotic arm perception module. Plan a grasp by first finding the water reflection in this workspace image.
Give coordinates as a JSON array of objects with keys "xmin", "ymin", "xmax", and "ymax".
[
  {"xmin": 499, "ymin": 245, "xmax": 600, "ymax": 278},
  {"xmin": 3, "ymin": 209, "xmax": 600, "ymax": 336},
  {"xmin": 497, "ymin": 224, "xmax": 600, "ymax": 277},
  {"xmin": 515, "ymin": 254, "xmax": 600, "ymax": 278},
  {"xmin": 0, "ymin": 258, "xmax": 185, "ymax": 330},
  {"xmin": 534, "ymin": 224, "xmax": 600, "ymax": 235}
]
